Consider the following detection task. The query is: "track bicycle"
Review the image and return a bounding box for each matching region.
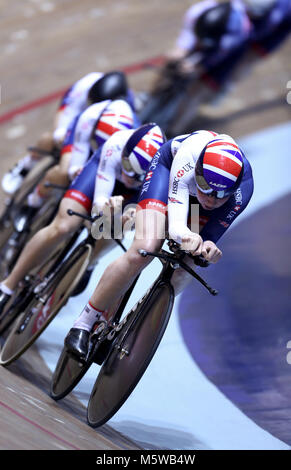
[0,209,126,366]
[50,239,218,428]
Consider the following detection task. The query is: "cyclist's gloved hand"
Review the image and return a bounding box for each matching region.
[107,195,124,212]
[181,232,203,256]
[201,240,222,264]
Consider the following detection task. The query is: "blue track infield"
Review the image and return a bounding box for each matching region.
[179,192,291,446]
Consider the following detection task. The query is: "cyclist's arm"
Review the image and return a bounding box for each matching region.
[167,153,194,244]
[93,130,134,213]
[68,102,109,179]
[168,131,218,243]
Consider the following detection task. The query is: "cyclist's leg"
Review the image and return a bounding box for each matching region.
[2,150,99,293]
[64,208,166,358]
[27,152,71,206]
[65,149,170,357]
[91,208,166,312]
[1,198,86,292]
[171,255,198,296]
[85,152,171,319]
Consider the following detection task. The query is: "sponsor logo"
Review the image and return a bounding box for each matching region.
[209,181,227,188]
[177,163,194,178]
[235,188,242,204]
[183,162,194,172]
[234,205,241,212]
[147,200,166,210]
[172,177,179,195]
[226,211,236,220]
[140,179,151,196]
[148,153,160,172]
[145,171,153,181]
[70,190,86,202]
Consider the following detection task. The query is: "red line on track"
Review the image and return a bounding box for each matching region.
[0,55,165,126]
[0,399,80,450]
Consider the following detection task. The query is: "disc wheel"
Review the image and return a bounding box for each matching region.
[87,282,174,428]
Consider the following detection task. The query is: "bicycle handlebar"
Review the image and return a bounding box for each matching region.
[66,209,127,252]
[139,244,218,296]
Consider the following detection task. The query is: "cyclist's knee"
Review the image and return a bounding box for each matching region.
[49,214,76,239]
[126,238,162,269]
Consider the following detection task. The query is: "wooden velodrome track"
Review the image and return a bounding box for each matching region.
[0,0,290,449]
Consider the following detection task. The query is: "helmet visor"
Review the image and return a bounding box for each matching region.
[195,158,233,199]
[121,156,144,183]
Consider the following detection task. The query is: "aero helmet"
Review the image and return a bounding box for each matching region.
[195,134,244,198]
[121,123,166,182]
[195,3,231,49]
[94,100,134,148]
[88,71,128,104]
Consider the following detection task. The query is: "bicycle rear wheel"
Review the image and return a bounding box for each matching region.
[87,281,174,428]
[0,243,91,366]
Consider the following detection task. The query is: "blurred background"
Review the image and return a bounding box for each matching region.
[0,0,290,450]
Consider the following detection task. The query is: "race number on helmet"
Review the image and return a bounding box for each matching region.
[195,134,244,198]
[122,123,166,181]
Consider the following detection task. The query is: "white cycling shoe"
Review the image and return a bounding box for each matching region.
[1,155,34,195]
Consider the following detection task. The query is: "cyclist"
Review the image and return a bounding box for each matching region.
[0,123,166,317]
[64,130,254,360]
[25,96,137,214]
[168,0,251,72]
[141,1,252,134]
[1,71,136,197]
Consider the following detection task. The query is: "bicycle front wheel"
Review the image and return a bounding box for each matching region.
[50,346,94,400]
[0,243,91,366]
[87,281,174,428]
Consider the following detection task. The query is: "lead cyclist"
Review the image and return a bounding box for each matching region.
[65,129,254,360]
